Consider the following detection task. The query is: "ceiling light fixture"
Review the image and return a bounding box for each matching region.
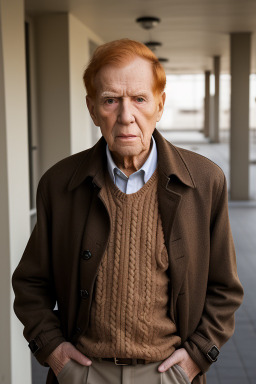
[144,41,162,51]
[136,16,161,30]
[158,57,169,63]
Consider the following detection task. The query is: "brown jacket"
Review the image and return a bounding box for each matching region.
[12,129,243,384]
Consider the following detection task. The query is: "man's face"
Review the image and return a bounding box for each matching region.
[86,56,165,161]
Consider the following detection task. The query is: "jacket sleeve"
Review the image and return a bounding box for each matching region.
[12,178,66,365]
[183,173,244,373]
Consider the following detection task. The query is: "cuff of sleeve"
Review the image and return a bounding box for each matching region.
[28,328,66,366]
[183,340,212,374]
[36,335,66,366]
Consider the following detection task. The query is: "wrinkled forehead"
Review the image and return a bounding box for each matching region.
[94,56,155,96]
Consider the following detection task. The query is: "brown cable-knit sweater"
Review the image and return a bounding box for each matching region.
[77,170,181,361]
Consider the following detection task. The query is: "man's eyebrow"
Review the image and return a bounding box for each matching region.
[100,91,119,98]
[100,90,150,98]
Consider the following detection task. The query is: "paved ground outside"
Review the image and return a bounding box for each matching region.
[31,130,256,384]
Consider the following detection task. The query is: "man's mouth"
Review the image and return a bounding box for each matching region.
[117,134,137,139]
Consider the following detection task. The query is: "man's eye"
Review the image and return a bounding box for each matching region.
[106,98,115,104]
[136,97,144,103]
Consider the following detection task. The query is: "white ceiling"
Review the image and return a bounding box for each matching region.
[25,0,256,73]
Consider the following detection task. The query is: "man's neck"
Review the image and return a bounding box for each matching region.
[111,142,153,178]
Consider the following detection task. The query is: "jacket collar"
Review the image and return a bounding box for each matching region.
[153,129,196,189]
[68,129,196,191]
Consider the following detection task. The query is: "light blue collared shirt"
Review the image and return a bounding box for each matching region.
[106,136,158,194]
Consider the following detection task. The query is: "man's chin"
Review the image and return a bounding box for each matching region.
[115,150,141,159]
[111,144,141,157]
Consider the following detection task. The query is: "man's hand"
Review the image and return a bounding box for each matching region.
[158,348,200,382]
[45,342,92,377]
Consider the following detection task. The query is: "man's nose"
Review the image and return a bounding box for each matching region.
[117,99,135,125]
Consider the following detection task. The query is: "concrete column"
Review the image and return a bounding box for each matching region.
[68,14,103,153]
[204,70,211,137]
[230,33,251,200]
[35,14,71,174]
[35,14,103,175]
[0,0,32,383]
[211,56,220,143]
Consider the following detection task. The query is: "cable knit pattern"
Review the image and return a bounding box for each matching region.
[78,169,181,362]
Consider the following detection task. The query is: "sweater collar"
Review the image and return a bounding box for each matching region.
[68,129,196,191]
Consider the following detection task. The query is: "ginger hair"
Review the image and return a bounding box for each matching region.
[83,39,166,98]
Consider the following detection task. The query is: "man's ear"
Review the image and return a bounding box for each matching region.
[156,92,166,122]
[86,96,100,126]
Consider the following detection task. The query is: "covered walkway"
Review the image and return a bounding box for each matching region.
[1,1,256,382]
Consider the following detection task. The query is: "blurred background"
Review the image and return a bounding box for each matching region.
[1,0,256,383]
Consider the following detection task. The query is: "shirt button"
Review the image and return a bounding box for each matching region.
[80,289,89,299]
[80,250,92,260]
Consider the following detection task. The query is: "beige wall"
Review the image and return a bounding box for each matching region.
[0,0,32,383]
[35,14,71,175]
[69,13,103,154]
[34,13,103,176]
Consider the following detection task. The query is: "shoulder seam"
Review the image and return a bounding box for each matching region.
[176,145,225,175]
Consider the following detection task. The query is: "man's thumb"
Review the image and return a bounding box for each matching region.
[68,346,92,366]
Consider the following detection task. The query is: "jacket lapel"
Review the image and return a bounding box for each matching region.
[157,168,186,321]
[153,130,196,320]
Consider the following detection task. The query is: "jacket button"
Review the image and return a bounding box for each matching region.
[80,250,92,260]
[80,289,89,299]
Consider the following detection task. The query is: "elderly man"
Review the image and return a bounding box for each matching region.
[12,39,243,384]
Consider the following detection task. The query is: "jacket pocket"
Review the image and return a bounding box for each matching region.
[171,238,184,260]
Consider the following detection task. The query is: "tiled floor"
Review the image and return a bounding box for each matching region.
[31,130,256,384]
[206,206,256,384]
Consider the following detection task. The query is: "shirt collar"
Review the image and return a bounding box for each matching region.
[106,136,158,183]
[68,129,196,192]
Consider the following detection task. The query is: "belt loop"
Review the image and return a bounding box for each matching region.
[132,358,137,366]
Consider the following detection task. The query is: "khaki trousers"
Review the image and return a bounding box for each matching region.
[57,358,191,384]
